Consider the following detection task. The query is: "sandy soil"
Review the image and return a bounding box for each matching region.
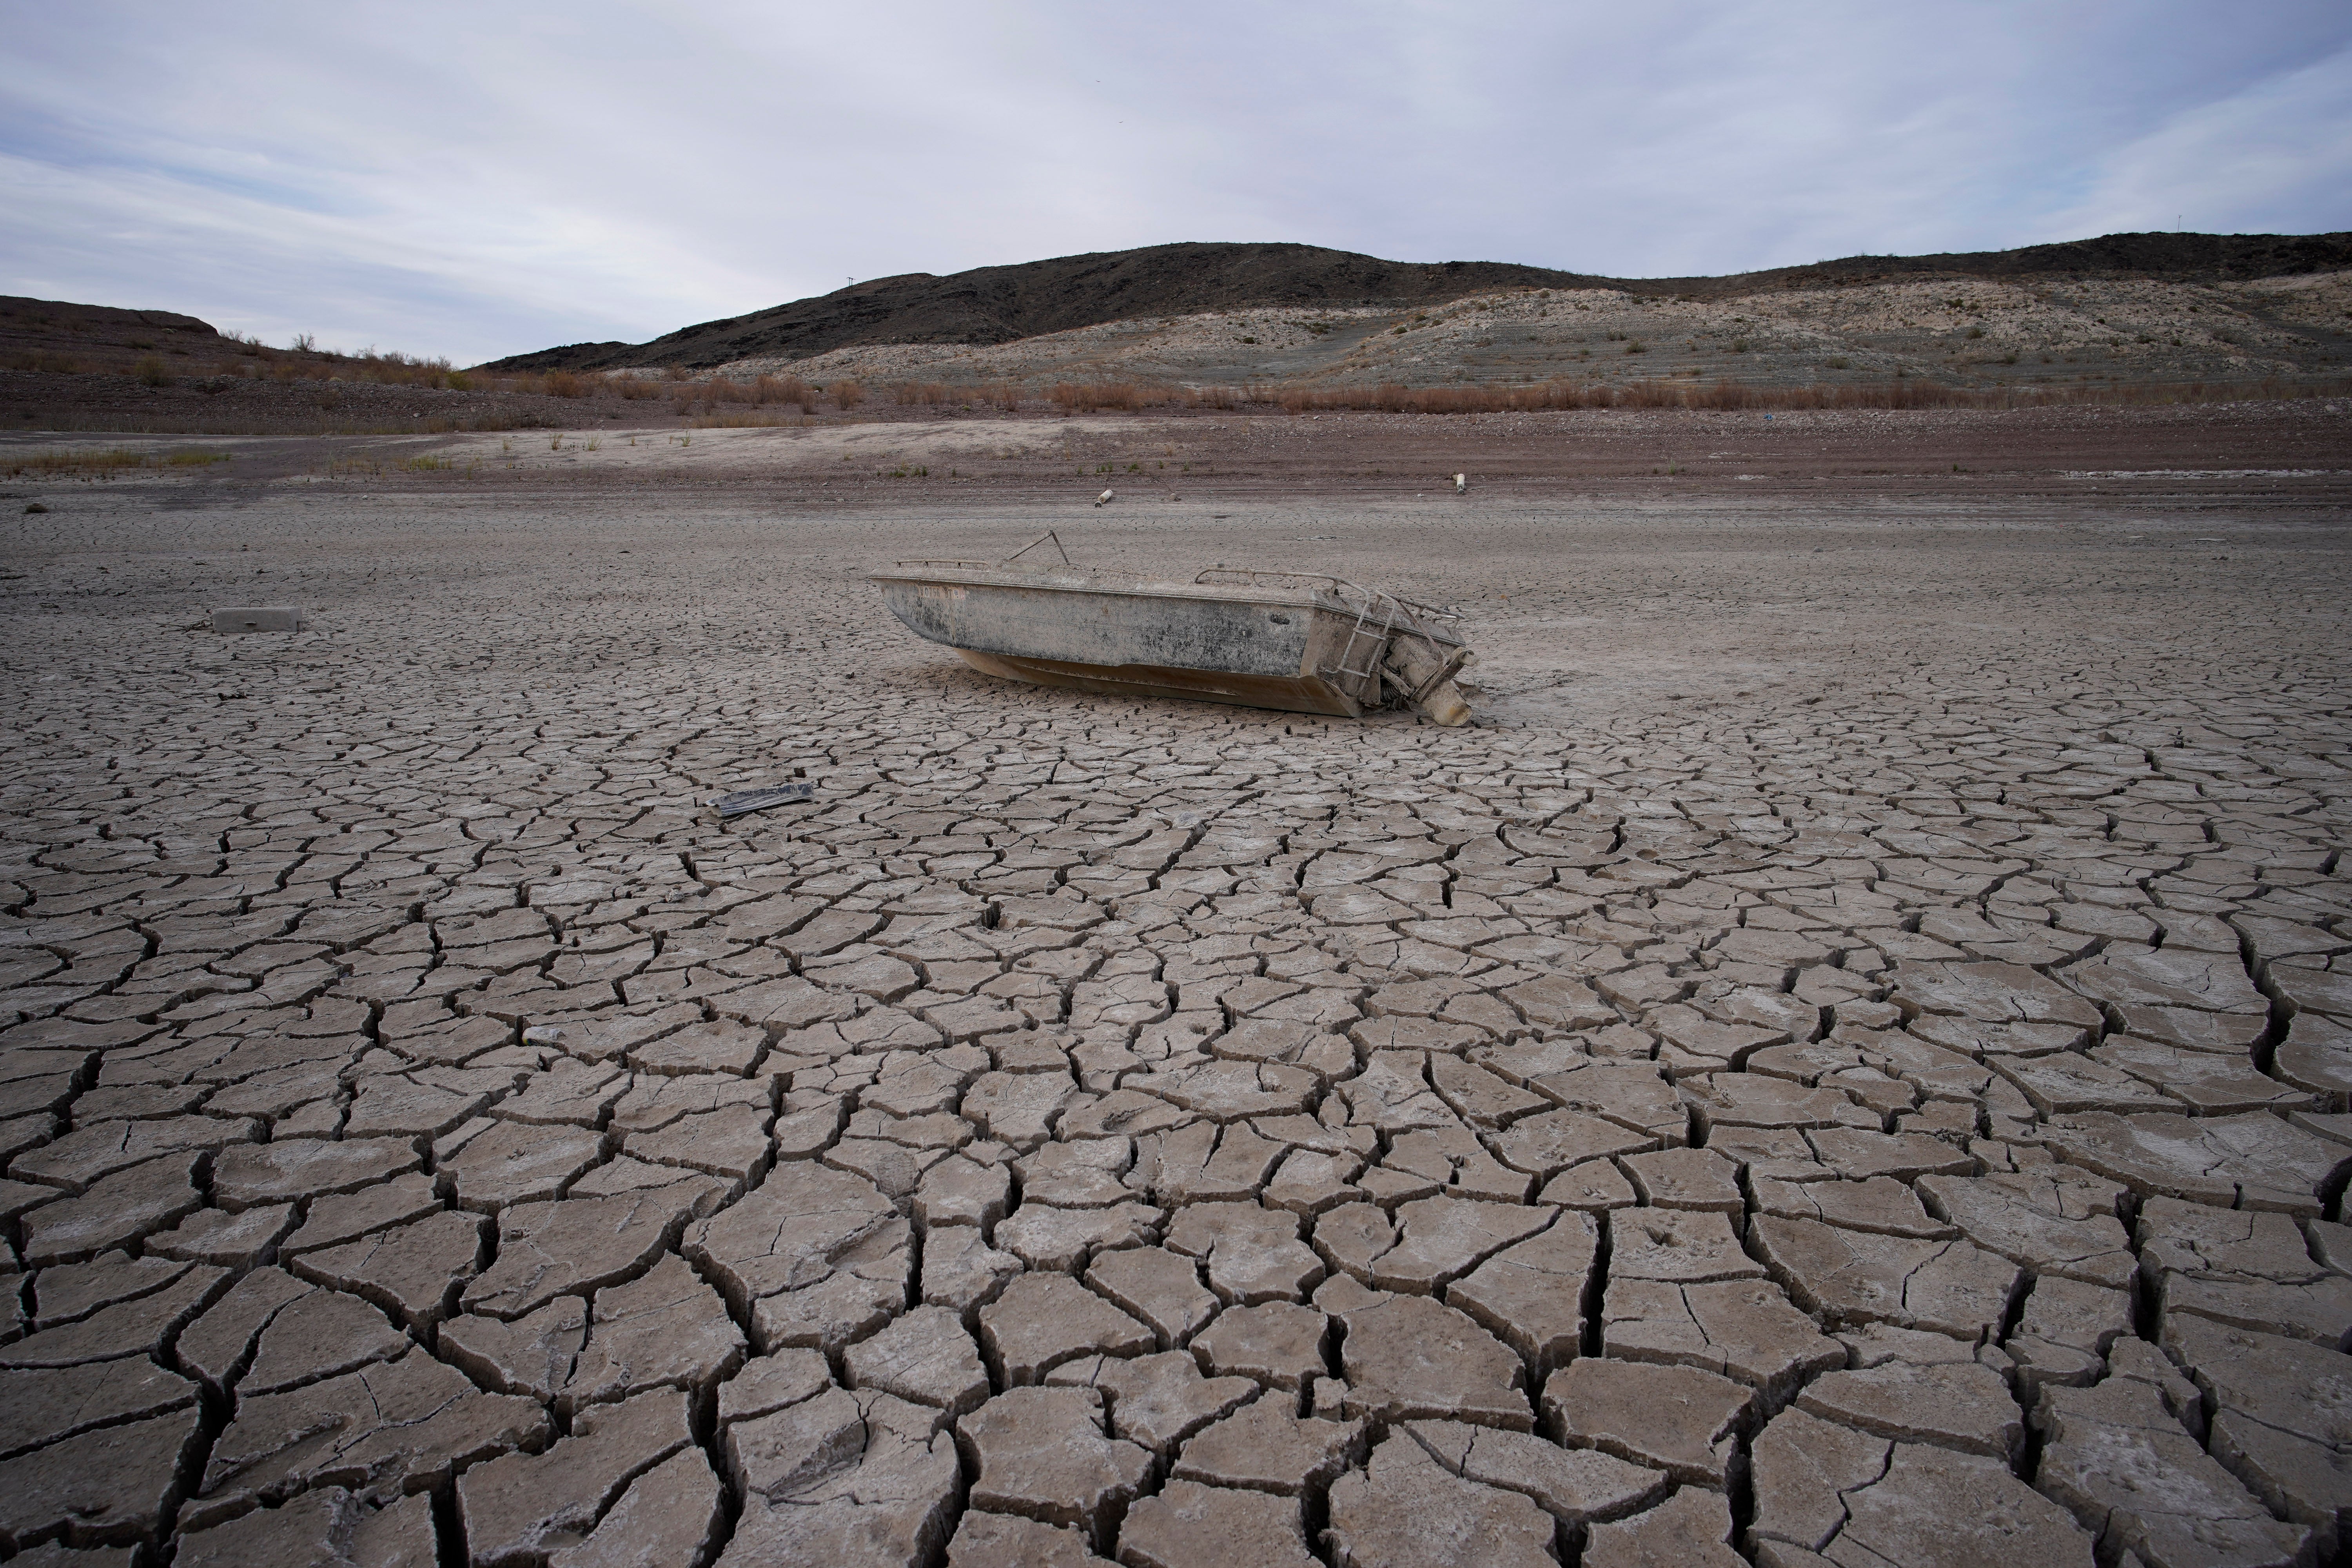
[13,398,2344,513]
[0,404,2347,1565]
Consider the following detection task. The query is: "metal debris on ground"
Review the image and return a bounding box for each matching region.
[212,606,304,633]
[708,784,815,817]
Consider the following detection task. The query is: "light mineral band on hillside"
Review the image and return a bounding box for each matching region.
[1,395,2348,1568]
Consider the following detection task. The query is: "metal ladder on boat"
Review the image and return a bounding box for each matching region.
[1192,568,1459,707]
[1327,589,1414,700]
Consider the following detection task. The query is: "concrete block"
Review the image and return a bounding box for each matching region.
[213,606,304,633]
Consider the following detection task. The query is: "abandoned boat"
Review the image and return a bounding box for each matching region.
[870,532,1476,724]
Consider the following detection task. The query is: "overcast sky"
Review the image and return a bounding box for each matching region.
[4,1,2348,366]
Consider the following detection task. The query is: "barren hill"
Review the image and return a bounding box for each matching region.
[0,295,233,374]
[486,232,2352,373]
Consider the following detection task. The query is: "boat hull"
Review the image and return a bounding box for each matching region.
[877,573,1383,715]
[954,649,1366,717]
[870,561,1473,722]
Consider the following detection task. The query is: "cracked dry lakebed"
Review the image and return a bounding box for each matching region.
[2,419,2350,1568]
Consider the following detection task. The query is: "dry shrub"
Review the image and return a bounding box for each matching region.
[753,374,813,409]
[891,381,957,406]
[978,381,1024,410]
[671,377,742,412]
[543,370,587,398]
[832,380,866,409]
[5,447,147,477]
[662,374,815,414]
[1250,376,2352,415]
[1047,382,1179,412]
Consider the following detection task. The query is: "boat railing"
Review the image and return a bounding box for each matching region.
[894,530,1075,571]
[1004,530,1074,564]
[1193,568,1463,624]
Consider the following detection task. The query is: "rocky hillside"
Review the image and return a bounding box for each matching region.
[1,295,234,375]
[724,266,2352,395]
[487,233,2352,374]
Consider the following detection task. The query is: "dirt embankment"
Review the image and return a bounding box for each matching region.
[6,399,2346,520]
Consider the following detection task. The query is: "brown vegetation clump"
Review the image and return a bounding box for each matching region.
[1261,375,2352,415]
[840,374,2352,418]
[1048,381,1166,412]
[753,374,814,410]
[889,379,1036,409]
[5,446,229,478]
[8,350,83,374]
[664,374,822,414]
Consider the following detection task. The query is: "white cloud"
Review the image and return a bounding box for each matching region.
[2,0,2345,364]
[2043,42,2352,238]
